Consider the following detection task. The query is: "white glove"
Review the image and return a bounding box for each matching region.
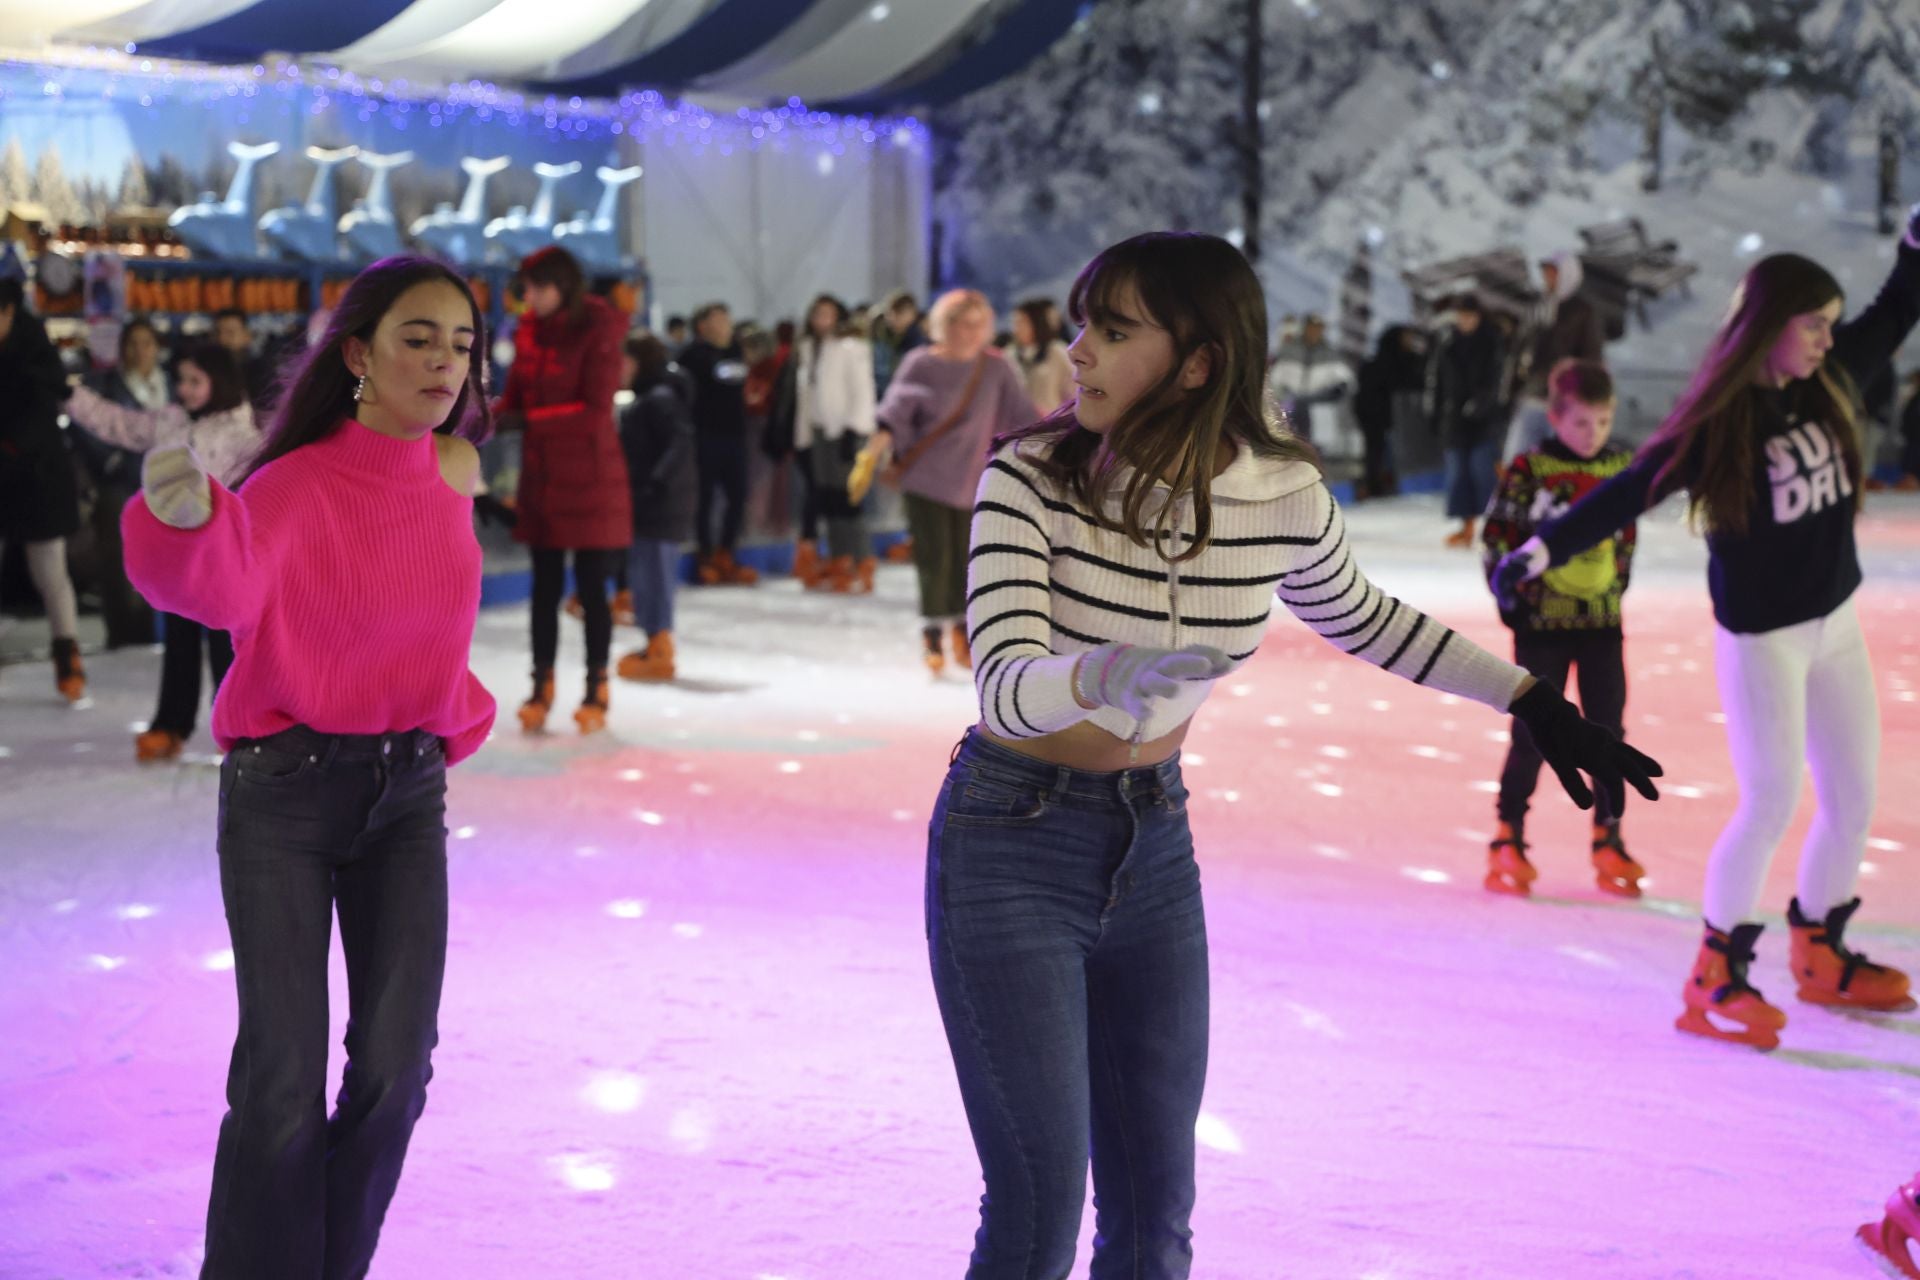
[142,444,212,530]
[1075,642,1235,719]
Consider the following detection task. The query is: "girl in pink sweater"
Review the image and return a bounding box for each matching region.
[64,340,261,761]
[122,256,496,1280]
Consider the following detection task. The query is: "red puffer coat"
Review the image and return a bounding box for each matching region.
[500,294,632,550]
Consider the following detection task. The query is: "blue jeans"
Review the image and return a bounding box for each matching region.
[627,537,680,636]
[927,729,1208,1280]
[203,725,448,1280]
[1444,438,1499,519]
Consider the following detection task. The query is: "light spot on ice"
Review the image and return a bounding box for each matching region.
[1319,745,1349,759]
[606,899,647,919]
[632,810,664,826]
[549,1152,616,1192]
[1468,780,1499,793]
[115,903,157,920]
[1869,837,1904,852]
[778,761,803,774]
[1311,781,1342,797]
[1194,1111,1243,1153]
[891,809,914,821]
[1738,232,1764,254]
[1309,702,1333,716]
[581,1072,646,1113]
[202,949,234,971]
[1402,867,1451,885]
[669,1108,712,1151]
[1264,714,1288,727]
[618,768,644,782]
[52,899,78,913]
[453,826,477,840]
[86,954,127,971]
[1184,754,1207,766]
[671,923,703,939]
[1557,945,1620,970]
[689,782,713,796]
[1284,1001,1345,1040]
[1312,844,1350,861]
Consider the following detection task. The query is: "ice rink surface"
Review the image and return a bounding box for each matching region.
[3,490,1918,1280]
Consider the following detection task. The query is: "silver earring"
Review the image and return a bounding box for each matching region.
[353,374,367,402]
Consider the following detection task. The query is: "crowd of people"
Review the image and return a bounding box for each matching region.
[3,219,1920,1278]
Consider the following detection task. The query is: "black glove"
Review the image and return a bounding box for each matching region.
[474,493,518,529]
[1510,679,1663,813]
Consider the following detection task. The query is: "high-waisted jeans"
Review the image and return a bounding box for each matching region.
[927,728,1208,1280]
[202,724,449,1280]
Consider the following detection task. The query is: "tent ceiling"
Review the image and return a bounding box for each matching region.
[6,0,1091,110]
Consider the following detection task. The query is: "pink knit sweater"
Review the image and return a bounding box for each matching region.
[122,418,498,764]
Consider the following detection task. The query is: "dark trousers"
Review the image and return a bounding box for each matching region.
[904,492,970,621]
[1499,630,1628,825]
[530,548,620,677]
[1360,427,1397,498]
[153,611,234,740]
[203,725,448,1280]
[794,446,824,544]
[94,477,154,647]
[626,537,680,636]
[809,434,869,560]
[695,435,749,556]
[928,729,1208,1280]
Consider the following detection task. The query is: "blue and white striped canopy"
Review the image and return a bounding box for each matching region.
[8,0,1090,108]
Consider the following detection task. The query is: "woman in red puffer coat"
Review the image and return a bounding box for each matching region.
[497,245,631,734]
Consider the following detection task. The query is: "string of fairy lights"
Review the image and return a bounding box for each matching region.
[0,48,930,156]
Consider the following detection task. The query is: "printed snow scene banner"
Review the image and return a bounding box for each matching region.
[0,57,935,317]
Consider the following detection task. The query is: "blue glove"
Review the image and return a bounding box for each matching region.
[1492,536,1549,612]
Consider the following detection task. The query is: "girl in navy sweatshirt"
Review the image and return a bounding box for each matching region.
[1498,212,1920,1050]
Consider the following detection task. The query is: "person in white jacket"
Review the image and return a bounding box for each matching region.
[793,294,879,592]
[1266,313,1354,450]
[63,341,263,760]
[1011,298,1076,415]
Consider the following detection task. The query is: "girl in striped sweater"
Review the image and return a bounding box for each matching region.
[931,232,1661,1280]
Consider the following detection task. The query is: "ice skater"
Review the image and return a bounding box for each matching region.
[933,231,1660,1279]
[63,342,262,761]
[121,256,497,1279]
[1479,358,1644,896]
[1496,210,1920,1051]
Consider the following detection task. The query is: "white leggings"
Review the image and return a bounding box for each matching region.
[1703,598,1879,929]
[22,538,80,642]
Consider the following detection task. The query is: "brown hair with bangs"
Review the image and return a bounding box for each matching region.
[993,231,1318,562]
[1643,252,1860,536]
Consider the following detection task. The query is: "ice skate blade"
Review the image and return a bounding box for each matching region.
[1857,1220,1920,1280]
[1483,871,1531,897]
[1594,875,1643,899]
[517,707,550,733]
[1797,988,1918,1014]
[1674,1007,1780,1050]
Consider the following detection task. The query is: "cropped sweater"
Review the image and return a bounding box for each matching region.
[968,438,1528,744]
[121,419,497,763]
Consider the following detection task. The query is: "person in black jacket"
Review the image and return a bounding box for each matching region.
[1424,294,1507,546]
[1496,214,1920,1050]
[77,317,165,648]
[615,333,697,682]
[0,278,85,701]
[1352,324,1427,499]
[680,302,758,585]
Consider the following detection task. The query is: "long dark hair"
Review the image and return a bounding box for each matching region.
[995,232,1320,562]
[517,245,587,324]
[176,340,247,419]
[1644,253,1861,536]
[1015,299,1056,359]
[246,256,490,481]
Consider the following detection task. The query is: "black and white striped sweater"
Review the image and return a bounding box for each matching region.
[968,438,1527,743]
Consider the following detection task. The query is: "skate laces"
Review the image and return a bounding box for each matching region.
[1789,901,1881,990]
[1707,924,1767,1000]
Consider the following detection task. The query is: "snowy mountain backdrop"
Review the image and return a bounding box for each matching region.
[934,0,1920,432]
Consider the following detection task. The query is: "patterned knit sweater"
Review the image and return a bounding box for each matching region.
[968,437,1530,744]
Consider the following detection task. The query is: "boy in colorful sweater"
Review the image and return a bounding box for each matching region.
[1481,359,1644,897]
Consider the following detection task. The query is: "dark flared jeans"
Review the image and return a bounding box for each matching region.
[202,725,449,1280]
[927,728,1209,1280]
